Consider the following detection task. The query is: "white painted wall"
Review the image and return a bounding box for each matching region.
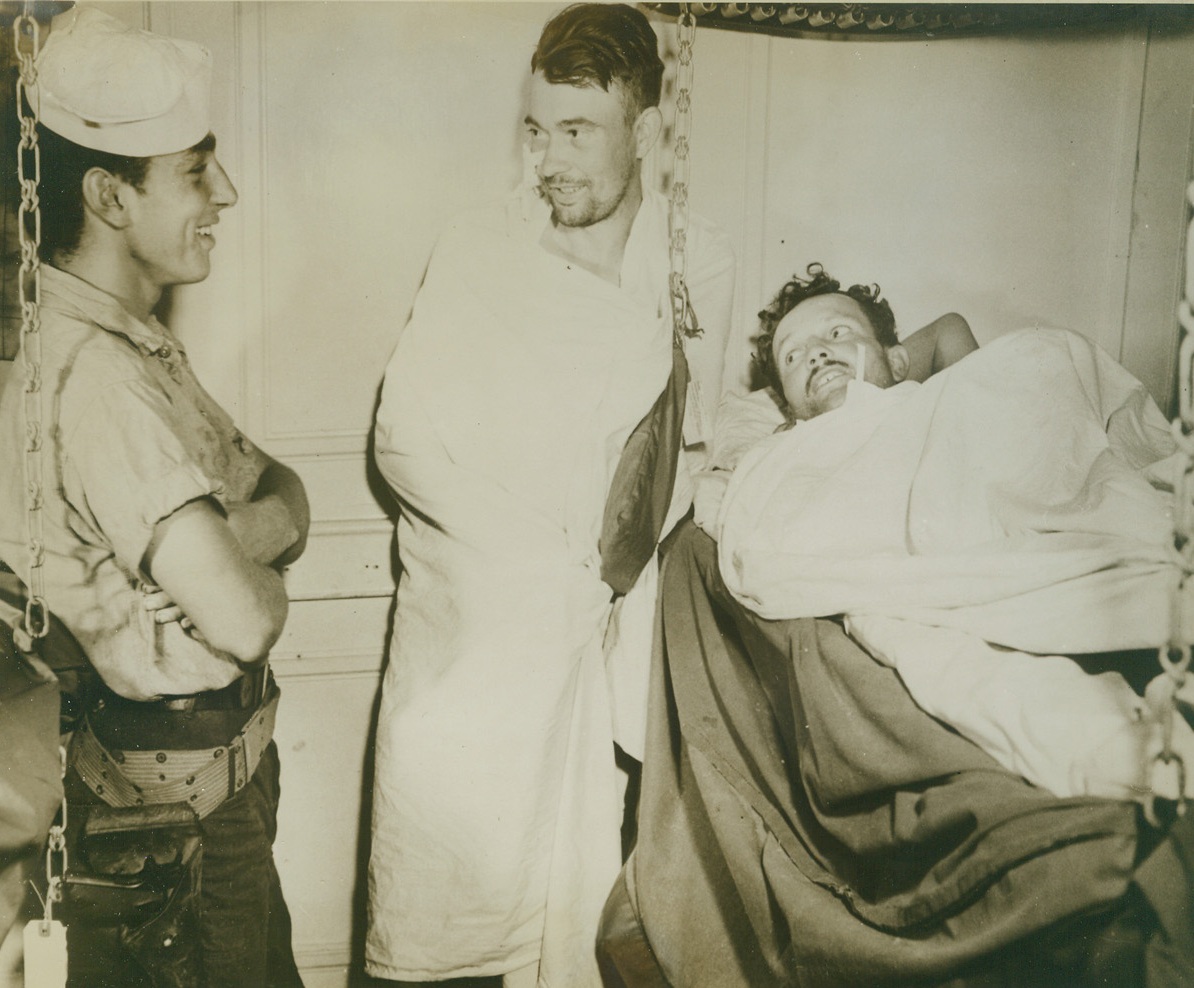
[4,4,1192,985]
[678,14,1194,403]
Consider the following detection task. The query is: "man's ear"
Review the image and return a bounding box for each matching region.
[633,105,663,159]
[887,343,911,383]
[80,167,133,229]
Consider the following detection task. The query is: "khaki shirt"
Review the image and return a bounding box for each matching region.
[0,266,265,700]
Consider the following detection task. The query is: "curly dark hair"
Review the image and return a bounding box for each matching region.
[753,263,898,395]
[531,3,664,120]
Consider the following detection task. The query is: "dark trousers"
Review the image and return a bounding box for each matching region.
[64,741,304,988]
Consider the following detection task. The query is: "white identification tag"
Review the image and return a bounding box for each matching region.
[683,379,709,448]
[23,919,67,988]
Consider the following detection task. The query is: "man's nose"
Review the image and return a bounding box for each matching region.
[538,135,569,177]
[210,158,239,208]
[807,344,831,368]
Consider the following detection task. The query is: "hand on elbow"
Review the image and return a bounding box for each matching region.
[142,583,285,663]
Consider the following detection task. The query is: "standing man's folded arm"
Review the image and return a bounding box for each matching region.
[143,498,290,665]
[225,456,311,569]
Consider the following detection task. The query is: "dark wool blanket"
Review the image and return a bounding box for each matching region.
[598,523,1194,988]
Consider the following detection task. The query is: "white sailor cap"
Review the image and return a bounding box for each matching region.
[31,5,212,157]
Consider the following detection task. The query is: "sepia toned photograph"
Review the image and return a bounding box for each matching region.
[1,2,1193,986]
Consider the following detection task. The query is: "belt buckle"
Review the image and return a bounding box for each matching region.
[227,735,248,798]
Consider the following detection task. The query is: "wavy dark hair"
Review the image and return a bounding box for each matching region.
[35,125,152,262]
[532,3,664,120]
[35,127,219,263]
[753,263,898,395]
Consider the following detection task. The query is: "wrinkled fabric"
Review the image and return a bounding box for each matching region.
[692,387,785,536]
[367,184,735,985]
[719,327,1179,653]
[599,525,1187,988]
[600,343,690,596]
[717,327,1193,802]
[0,266,267,701]
[0,266,301,981]
[846,612,1194,800]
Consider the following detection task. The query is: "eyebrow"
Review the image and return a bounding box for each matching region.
[523,114,597,130]
[174,153,205,176]
[776,320,862,355]
[776,339,802,364]
[773,331,801,360]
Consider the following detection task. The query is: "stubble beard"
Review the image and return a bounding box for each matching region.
[542,162,636,229]
[548,184,621,229]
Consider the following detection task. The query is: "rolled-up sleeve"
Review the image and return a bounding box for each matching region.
[64,378,224,574]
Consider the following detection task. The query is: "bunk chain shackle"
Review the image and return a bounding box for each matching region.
[13,2,48,647]
[669,2,700,345]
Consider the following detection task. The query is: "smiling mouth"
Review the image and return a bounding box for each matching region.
[807,362,850,395]
[197,225,216,245]
[545,182,586,199]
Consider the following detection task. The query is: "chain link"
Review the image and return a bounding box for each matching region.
[40,745,68,926]
[13,4,48,643]
[16,12,66,927]
[668,3,700,345]
[1147,180,1194,820]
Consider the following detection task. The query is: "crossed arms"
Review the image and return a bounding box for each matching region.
[142,456,310,666]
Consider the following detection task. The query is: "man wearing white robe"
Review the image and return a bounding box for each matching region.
[366,6,740,986]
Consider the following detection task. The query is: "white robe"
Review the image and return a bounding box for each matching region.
[367,184,734,985]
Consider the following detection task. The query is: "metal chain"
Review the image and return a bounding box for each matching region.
[13,3,48,646]
[1147,179,1194,821]
[15,12,67,932]
[668,3,700,344]
[41,745,68,926]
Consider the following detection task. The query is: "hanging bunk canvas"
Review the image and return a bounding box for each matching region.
[600,6,1194,987]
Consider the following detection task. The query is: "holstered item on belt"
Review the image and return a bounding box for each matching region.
[0,570,95,733]
[62,802,202,988]
[71,680,279,820]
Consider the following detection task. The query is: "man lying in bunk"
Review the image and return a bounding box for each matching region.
[713,263,1194,802]
[692,266,977,533]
